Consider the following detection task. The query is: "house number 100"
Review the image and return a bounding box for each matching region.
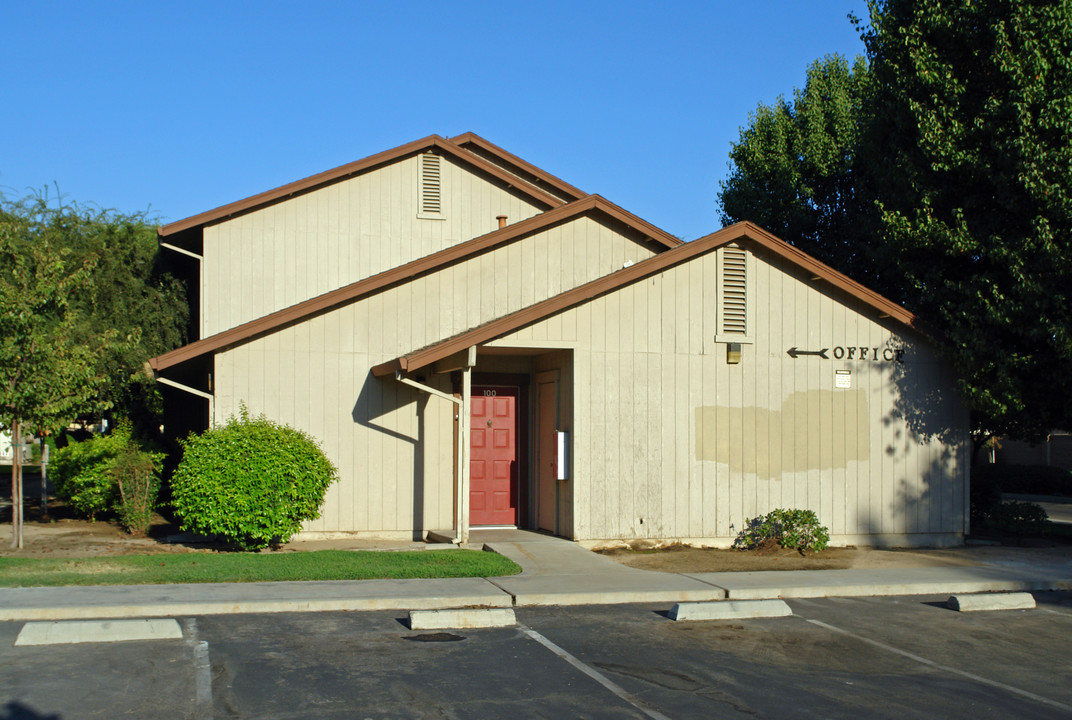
[483,390,497,396]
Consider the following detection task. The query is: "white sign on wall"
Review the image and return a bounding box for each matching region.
[835,370,852,388]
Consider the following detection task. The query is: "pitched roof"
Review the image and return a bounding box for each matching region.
[158,133,573,237]
[451,133,587,203]
[149,194,681,372]
[371,221,921,377]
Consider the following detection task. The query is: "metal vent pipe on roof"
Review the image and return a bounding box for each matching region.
[496,215,507,229]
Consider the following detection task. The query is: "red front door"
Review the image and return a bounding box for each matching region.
[470,386,518,526]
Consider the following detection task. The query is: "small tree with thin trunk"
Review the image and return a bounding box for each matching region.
[0,199,117,548]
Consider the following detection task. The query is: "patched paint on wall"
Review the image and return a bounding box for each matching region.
[695,388,870,476]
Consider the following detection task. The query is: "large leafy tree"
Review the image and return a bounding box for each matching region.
[1,193,188,547]
[719,55,884,289]
[719,1,1072,449]
[862,0,1072,446]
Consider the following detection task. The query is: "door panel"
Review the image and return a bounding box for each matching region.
[470,386,518,526]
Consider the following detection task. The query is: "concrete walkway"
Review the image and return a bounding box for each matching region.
[0,530,1069,621]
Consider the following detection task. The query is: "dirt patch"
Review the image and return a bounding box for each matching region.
[598,544,862,572]
[0,513,208,558]
[597,539,1072,572]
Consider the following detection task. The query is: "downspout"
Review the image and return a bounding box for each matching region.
[395,349,475,544]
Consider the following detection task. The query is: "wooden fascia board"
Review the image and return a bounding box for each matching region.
[373,223,923,376]
[722,222,921,331]
[588,195,682,249]
[158,135,565,237]
[372,224,741,377]
[149,195,635,371]
[451,132,587,202]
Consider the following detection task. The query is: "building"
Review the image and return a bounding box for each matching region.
[150,133,970,547]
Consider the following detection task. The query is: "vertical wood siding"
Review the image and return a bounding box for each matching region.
[495,246,969,544]
[202,154,547,337]
[212,213,659,534]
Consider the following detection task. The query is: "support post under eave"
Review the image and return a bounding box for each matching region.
[154,376,215,428]
[393,344,476,545]
[459,353,474,545]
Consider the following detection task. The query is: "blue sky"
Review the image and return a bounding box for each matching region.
[1,1,868,242]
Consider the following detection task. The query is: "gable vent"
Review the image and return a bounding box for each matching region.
[418,152,443,217]
[720,247,748,335]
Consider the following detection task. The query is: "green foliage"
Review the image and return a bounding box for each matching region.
[720,2,1072,444]
[734,509,830,553]
[0,550,521,588]
[0,202,111,438]
[0,191,187,433]
[112,447,162,536]
[719,55,884,290]
[52,433,127,520]
[170,410,339,551]
[985,500,1049,537]
[860,0,1072,443]
[51,426,164,528]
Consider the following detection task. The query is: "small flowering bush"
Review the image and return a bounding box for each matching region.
[734,508,830,553]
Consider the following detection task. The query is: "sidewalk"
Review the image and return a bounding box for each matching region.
[2,530,1070,621]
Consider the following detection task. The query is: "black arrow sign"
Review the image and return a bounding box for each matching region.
[787,347,829,359]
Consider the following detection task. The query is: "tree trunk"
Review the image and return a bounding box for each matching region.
[10,419,22,550]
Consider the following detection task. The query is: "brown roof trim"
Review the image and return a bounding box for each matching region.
[158,135,568,237]
[149,195,679,372]
[372,222,920,377]
[451,132,587,203]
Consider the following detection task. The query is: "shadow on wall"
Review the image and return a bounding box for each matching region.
[885,339,965,447]
[352,372,428,540]
[868,338,967,539]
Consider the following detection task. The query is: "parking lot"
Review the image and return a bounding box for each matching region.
[3,592,1071,719]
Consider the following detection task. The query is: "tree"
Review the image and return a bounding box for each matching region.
[861,0,1072,448]
[21,193,189,425]
[719,55,884,290]
[0,193,188,548]
[719,1,1072,450]
[0,203,112,548]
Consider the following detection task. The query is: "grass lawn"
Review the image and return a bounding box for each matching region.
[0,549,521,588]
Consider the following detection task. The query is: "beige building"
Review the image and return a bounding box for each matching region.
[151,133,970,547]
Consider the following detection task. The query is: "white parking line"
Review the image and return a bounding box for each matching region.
[521,626,673,720]
[799,616,1072,714]
[182,619,214,720]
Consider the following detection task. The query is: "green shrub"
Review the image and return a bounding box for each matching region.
[51,425,164,530]
[985,501,1049,537]
[170,409,338,551]
[734,508,830,553]
[52,432,128,520]
[112,447,161,536]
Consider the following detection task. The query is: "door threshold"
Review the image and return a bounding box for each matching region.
[471,525,518,531]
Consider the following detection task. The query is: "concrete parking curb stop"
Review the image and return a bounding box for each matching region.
[668,599,792,621]
[14,618,183,646]
[947,592,1037,612]
[409,608,517,630]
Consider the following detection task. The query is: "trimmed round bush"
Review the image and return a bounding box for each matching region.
[171,409,338,550]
